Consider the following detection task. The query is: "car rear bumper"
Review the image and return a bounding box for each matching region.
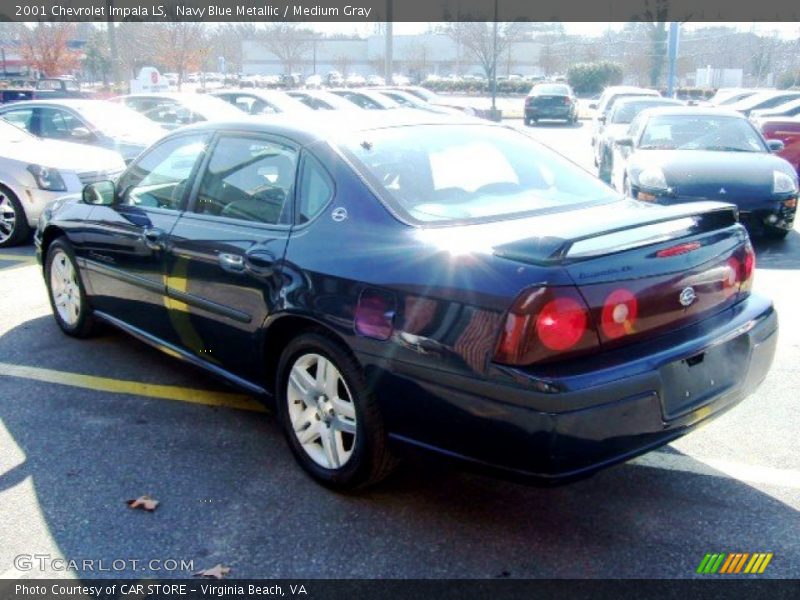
[525,106,574,119]
[370,294,777,483]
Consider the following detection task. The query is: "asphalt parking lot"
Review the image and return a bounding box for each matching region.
[1,123,798,580]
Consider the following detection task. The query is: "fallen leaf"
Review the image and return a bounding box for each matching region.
[126,494,160,512]
[194,564,231,579]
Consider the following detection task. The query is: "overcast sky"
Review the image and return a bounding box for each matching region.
[310,21,800,38]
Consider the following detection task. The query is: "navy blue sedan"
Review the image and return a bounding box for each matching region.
[35,112,777,490]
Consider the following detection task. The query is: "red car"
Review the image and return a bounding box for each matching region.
[758,117,800,176]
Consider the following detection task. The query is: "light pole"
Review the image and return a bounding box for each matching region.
[384,0,393,85]
[667,22,680,97]
[491,0,498,114]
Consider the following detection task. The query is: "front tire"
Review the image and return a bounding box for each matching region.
[276,332,397,490]
[45,238,96,337]
[763,226,790,240]
[598,148,612,183]
[0,185,31,248]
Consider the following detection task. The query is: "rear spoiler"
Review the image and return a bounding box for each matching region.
[495,202,739,265]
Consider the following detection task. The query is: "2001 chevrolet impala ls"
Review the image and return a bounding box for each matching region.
[35,112,777,490]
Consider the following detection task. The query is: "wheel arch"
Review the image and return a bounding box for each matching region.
[40,225,67,269]
[261,313,357,397]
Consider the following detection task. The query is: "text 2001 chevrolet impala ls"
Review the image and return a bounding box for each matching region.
[35,112,777,490]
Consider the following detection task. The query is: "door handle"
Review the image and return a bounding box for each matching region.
[218,252,245,273]
[142,227,166,250]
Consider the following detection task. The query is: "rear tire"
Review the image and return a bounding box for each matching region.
[276,331,398,491]
[0,185,31,248]
[45,238,97,338]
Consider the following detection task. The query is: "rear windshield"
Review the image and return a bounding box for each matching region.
[532,84,570,96]
[340,124,616,224]
[611,100,680,123]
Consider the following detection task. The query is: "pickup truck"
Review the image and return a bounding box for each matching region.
[0,78,89,104]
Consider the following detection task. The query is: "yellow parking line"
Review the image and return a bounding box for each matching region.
[0,253,36,265]
[0,253,36,262]
[0,362,265,413]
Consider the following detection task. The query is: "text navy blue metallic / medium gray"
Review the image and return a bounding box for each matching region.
[35,111,777,490]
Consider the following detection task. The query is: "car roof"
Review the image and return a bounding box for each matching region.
[171,109,492,147]
[612,96,683,107]
[730,89,800,107]
[0,98,113,109]
[637,106,746,119]
[602,86,659,96]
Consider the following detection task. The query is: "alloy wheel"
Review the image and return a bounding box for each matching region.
[49,249,81,326]
[0,193,17,244]
[286,353,357,470]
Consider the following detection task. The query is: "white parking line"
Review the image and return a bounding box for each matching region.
[630,452,800,490]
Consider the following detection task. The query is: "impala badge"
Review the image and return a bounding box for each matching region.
[719,187,727,194]
[679,286,696,307]
[331,207,348,222]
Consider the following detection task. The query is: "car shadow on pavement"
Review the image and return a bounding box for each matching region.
[752,229,800,270]
[0,315,796,579]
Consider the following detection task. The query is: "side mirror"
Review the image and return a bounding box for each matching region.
[615,137,634,147]
[82,180,116,205]
[766,139,785,153]
[589,102,598,110]
[598,115,607,124]
[71,126,93,141]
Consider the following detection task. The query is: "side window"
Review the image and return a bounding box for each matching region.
[38,108,85,140]
[1,108,34,132]
[297,155,333,224]
[118,134,208,210]
[627,114,645,142]
[195,135,297,225]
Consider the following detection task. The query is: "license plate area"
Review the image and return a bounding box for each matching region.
[659,335,750,420]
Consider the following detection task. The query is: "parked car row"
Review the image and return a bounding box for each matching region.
[587,86,798,240]
[0,86,475,247]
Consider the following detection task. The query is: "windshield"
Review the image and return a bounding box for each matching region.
[341,125,616,224]
[611,100,680,124]
[73,101,165,139]
[639,115,767,152]
[532,84,570,95]
[0,119,34,142]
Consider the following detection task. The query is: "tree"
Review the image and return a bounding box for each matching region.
[82,28,112,84]
[116,22,159,80]
[207,23,258,75]
[20,23,81,77]
[567,61,623,95]
[258,23,314,75]
[628,0,670,87]
[153,22,211,89]
[445,22,525,81]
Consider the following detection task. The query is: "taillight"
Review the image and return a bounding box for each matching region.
[724,243,755,295]
[600,288,639,340]
[741,242,755,292]
[494,287,599,365]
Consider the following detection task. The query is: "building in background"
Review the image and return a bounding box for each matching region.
[242,33,543,80]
